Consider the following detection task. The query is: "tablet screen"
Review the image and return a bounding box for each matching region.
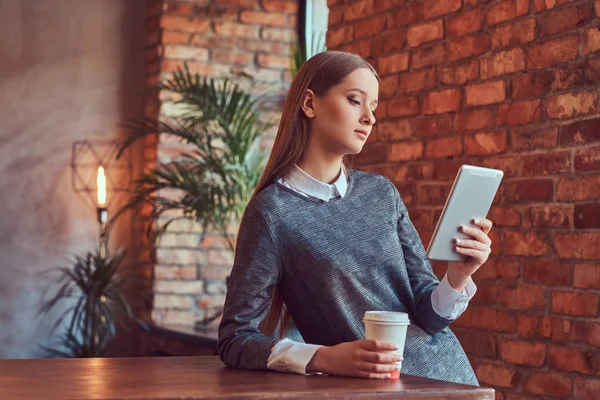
[425,165,503,262]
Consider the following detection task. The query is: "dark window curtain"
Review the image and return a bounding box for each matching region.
[297,0,307,56]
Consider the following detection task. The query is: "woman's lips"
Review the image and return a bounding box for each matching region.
[355,129,368,139]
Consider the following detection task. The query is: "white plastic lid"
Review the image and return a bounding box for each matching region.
[363,311,410,324]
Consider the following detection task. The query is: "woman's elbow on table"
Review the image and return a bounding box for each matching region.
[217,333,239,368]
[217,331,277,370]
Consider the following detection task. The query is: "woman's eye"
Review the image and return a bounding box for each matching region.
[348,97,360,105]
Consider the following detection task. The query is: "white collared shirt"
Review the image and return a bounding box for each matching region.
[278,163,348,201]
[267,164,477,375]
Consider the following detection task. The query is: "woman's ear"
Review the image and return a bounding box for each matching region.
[301,89,316,118]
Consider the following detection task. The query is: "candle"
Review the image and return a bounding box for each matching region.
[97,166,107,207]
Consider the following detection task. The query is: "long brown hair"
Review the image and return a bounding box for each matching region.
[246,51,379,338]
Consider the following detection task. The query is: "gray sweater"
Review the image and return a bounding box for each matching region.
[218,169,478,385]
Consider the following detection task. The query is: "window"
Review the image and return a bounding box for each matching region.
[301,0,328,57]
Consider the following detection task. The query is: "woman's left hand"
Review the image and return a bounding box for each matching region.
[446,218,493,291]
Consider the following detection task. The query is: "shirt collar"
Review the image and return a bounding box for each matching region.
[282,164,348,202]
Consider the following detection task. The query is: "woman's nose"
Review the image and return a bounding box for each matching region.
[362,111,375,126]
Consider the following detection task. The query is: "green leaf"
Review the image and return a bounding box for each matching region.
[38,248,136,358]
[289,31,327,78]
[113,63,270,253]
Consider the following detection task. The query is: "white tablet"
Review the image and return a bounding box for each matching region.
[425,165,503,262]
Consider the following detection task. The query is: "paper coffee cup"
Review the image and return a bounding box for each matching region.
[363,311,410,379]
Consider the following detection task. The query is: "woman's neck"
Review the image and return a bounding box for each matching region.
[296,153,343,184]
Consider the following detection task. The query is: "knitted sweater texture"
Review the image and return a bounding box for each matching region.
[218,169,478,385]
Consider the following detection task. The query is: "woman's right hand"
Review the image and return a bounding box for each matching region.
[306,339,403,379]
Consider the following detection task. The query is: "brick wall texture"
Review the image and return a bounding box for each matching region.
[144,0,600,397]
[330,0,600,399]
[143,0,297,326]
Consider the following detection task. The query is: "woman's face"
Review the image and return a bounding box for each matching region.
[304,68,379,156]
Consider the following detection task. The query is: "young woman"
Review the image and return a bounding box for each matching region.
[217,51,493,385]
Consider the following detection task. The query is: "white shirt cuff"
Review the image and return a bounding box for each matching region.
[267,338,324,375]
[431,273,477,320]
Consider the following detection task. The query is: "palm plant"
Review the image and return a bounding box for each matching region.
[38,248,138,357]
[113,65,272,252]
[110,65,272,330]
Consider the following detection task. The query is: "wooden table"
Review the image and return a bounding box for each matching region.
[0,356,494,399]
[137,323,219,357]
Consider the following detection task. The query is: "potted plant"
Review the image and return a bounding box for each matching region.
[113,65,272,329]
[38,247,140,357]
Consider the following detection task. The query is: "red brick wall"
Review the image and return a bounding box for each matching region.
[331,0,600,398]
[144,0,297,326]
